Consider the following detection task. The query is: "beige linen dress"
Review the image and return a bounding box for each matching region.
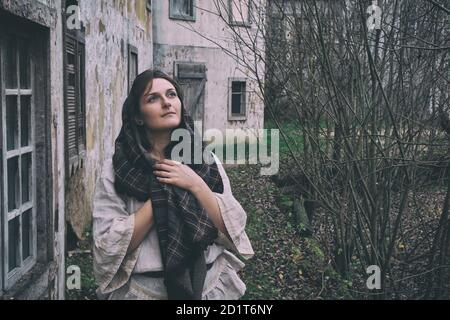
[92,152,254,300]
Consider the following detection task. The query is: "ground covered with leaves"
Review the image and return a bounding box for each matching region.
[231,163,367,300]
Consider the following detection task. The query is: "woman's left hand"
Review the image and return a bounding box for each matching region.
[152,159,205,194]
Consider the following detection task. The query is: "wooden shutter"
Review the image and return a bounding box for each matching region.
[177,63,205,79]
[175,62,207,126]
[64,31,85,177]
[63,0,85,177]
[77,41,85,153]
[65,35,78,162]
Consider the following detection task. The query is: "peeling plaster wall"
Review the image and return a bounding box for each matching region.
[152,0,265,144]
[0,0,152,300]
[65,0,153,240]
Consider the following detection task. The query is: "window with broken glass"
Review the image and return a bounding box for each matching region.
[169,0,196,21]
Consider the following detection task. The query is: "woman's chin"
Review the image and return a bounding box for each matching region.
[157,118,181,130]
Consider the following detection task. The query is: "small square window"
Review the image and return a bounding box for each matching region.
[229,0,252,27]
[170,0,196,21]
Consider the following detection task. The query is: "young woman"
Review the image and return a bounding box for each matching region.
[92,69,254,300]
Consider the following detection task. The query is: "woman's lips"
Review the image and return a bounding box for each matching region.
[163,112,176,117]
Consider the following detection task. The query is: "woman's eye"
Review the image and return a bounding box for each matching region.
[148,96,158,102]
[168,92,177,97]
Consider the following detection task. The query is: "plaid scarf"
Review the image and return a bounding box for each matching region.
[112,96,223,299]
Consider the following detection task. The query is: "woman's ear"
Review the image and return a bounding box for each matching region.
[135,115,144,126]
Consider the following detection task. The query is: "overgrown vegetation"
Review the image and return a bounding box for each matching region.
[203,0,450,299]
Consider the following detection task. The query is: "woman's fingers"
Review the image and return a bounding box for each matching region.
[156,176,170,183]
[159,159,182,166]
[152,163,173,172]
[153,170,172,178]
[152,159,191,188]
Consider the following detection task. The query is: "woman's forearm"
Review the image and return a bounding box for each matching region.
[127,199,153,254]
[191,182,232,241]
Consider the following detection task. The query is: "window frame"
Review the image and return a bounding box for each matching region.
[169,0,196,22]
[0,30,38,292]
[228,0,252,28]
[228,78,248,121]
[128,44,139,94]
[0,8,53,299]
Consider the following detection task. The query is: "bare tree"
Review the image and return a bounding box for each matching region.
[191,0,449,298]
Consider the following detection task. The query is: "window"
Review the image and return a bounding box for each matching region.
[128,44,138,93]
[63,0,86,178]
[229,0,252,27]
[1,33,37,291]
[170,0,196,21]
[0,5,52,297]
[228,78,247,120]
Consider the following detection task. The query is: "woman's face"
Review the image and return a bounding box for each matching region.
[138,78,182,131]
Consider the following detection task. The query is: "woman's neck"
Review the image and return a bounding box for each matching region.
[145,129,171,160]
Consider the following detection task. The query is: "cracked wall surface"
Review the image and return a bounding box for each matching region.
[65,0,153,241]
[0,0,152,299]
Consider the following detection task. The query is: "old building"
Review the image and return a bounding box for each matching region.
[152,0,265,147]
[0,0,265,299]
[0,0,152,299]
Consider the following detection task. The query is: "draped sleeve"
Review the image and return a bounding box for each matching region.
[92,159,141,296]
[211,153,255,260]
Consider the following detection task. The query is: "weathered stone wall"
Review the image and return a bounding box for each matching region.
[65,0,153,241]
[0,0,153,300]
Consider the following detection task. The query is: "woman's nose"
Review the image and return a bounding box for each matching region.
[161,96,172,107]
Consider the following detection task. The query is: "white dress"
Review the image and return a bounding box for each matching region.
[92,153,254,300]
